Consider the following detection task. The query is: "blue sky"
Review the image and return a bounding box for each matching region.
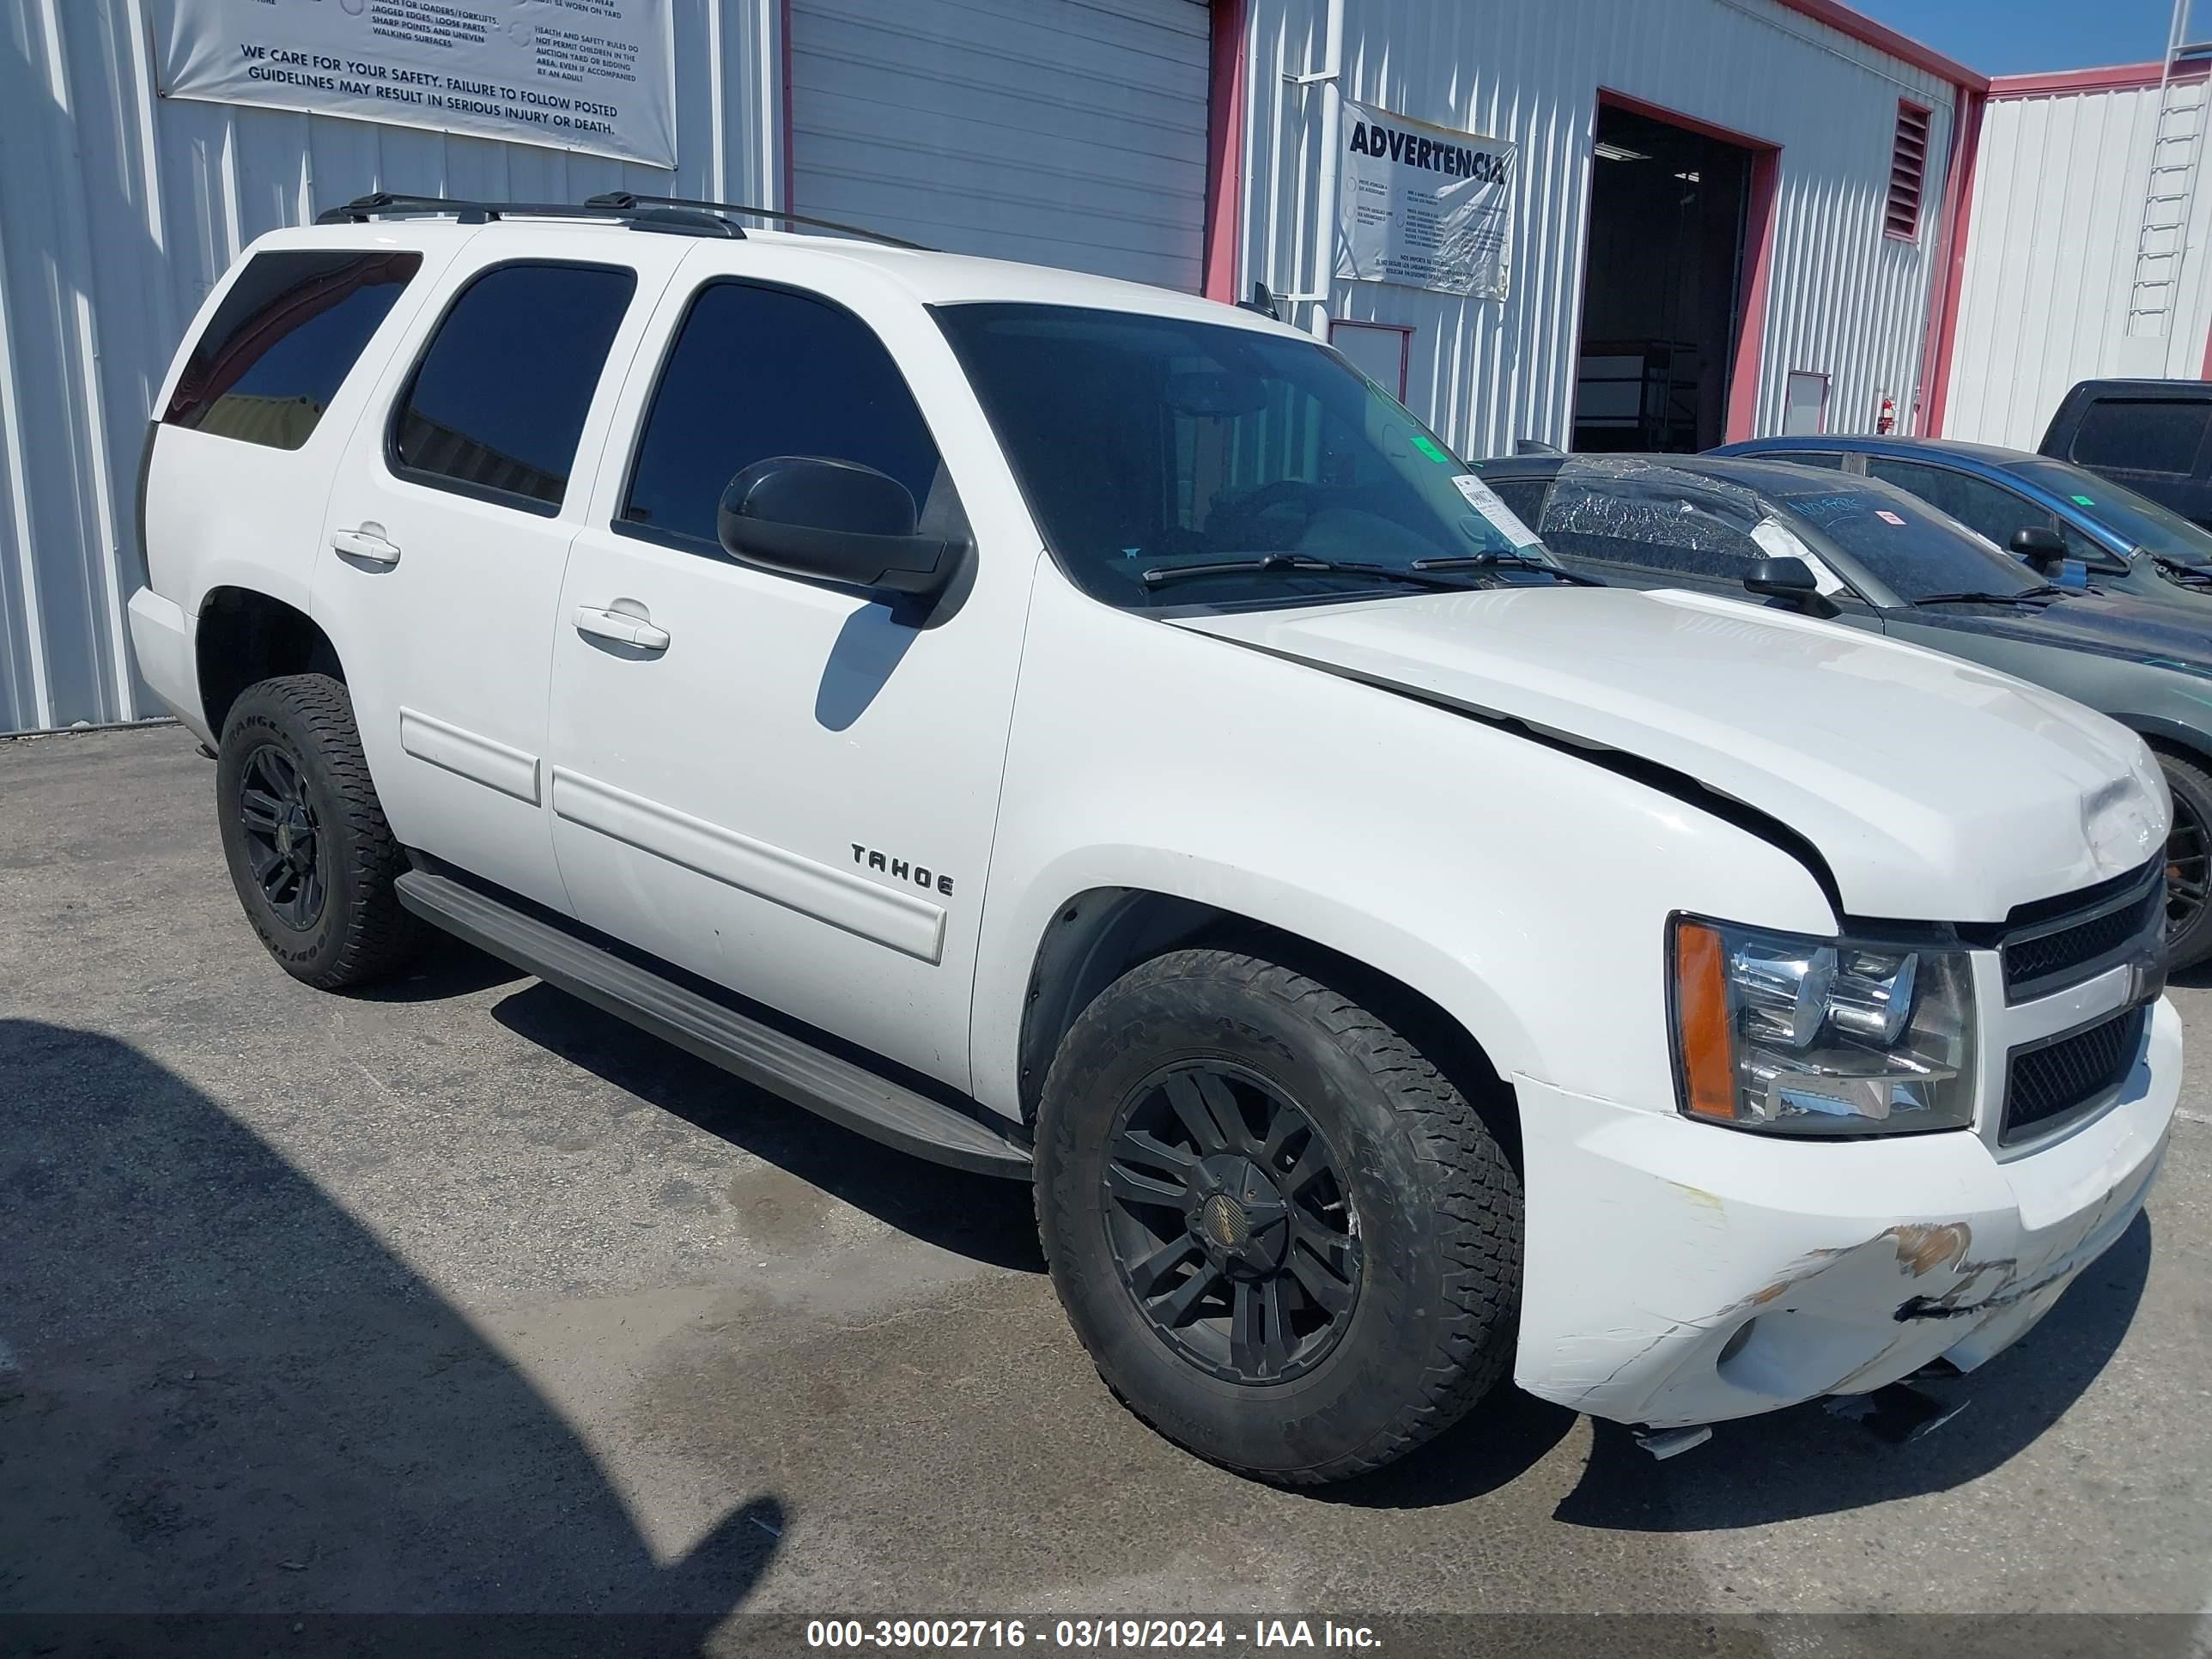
[1848,0,2177,76]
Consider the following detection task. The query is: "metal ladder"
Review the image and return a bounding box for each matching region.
[2126,0,2212,338]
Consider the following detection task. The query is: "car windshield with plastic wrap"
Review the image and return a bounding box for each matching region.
[934,302,1581,609]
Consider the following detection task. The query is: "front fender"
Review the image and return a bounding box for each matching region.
[968,579,1836,1121]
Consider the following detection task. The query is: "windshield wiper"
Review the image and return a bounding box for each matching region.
[1413,552,1602,586]
[1139,553,1476,592]
[1911,587,2063,607]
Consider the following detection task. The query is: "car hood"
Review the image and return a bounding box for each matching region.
[1907,590,2212,663]
[1170,586,2167,923]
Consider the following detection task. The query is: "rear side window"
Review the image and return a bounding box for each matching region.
[623,281,943,550]
[164,248,421,451]
[2070,399,2212,476]
[391,262,637,514]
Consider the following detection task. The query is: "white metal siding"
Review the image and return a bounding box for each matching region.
[1942,81,2212,448]
[0,0,781,735]
[788,0,1211,291]
[1234,0,1959,461]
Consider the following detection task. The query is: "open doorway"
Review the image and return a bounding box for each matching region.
[1572,100,1760,453]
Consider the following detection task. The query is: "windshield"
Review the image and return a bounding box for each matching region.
[1772,481,2045,601]
[2011,458,2212,569]
[933,303,1559,608]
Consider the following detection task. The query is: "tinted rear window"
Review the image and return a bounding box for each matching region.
[164,249,421,450]
[2071,398,2211,475]
[391,262,636,514]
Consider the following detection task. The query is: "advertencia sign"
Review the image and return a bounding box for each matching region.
[1337,100,1515,301]
[154,0,678,170]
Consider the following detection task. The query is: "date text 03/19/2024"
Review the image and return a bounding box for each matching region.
[805,1620,1382,1650]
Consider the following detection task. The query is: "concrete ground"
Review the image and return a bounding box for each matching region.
[2,726,2209,1652]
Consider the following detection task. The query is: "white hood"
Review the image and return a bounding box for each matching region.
[1172,586,2168,923]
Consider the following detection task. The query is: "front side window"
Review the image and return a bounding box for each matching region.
[391,262,637,514]
[165,248,421,451]
[935,303,1561,610]
[623,281,944,550]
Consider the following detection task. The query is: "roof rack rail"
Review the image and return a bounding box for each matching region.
[314,191,743,240]
[583,191,930,251]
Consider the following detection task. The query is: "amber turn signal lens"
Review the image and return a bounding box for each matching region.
[1674,920,1737,1121]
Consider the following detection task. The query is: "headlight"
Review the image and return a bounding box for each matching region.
[1668,915,1976,1135]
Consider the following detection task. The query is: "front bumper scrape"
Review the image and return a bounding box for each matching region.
[1510,997,2178,1431]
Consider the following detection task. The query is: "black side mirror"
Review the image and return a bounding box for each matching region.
[2011,526,2068,571]
[1743,556,1837,617]
[717,457,958,598]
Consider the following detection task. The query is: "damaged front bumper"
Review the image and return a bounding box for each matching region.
[1511,995,2179,1430]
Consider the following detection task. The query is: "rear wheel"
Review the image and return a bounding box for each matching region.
[216,674,422,990]
[1035,948,1521,1485]
[2156,748,2212,971]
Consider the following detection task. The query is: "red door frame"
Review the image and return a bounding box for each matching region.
[1589,90,1783,446]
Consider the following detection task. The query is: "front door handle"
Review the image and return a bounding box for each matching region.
[574,605,671,652]
[331,526,401,565]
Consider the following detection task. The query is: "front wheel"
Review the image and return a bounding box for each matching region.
[2156,748,2212,971]
[1035,948,1522,1485]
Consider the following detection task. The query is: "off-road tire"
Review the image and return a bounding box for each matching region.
[216,673,422,990]
[1036,947,1522,1485]
[2156,746,2212,972]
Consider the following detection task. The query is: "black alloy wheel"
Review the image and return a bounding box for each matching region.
[2166,790,2209,940]
[236,742,326,931]
[1103,1060,1361,1385]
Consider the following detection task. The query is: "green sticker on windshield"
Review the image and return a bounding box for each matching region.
[1412,434,1451,465]
[2071,494,2097,507]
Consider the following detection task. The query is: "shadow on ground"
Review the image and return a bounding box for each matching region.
[489,981,1045,1273]
[0,1018,781,1649]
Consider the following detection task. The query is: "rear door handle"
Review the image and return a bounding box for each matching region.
[574,605,671,652]
[331,526,401,565]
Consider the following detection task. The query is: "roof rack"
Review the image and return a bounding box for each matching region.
[583,191,930,251]
[314,191,743,239]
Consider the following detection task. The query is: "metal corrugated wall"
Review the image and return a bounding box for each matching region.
[1942,82,2212,448]
[1235,0,1958,461]
[0,0,781,735]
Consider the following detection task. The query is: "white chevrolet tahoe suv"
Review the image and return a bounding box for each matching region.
[128,193,2179,1484]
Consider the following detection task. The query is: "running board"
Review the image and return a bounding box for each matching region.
[394,870,1032,1180]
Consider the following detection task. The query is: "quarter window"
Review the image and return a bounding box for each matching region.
[164,249,422,451]
[391,263,637,514]
[623,281,944,551]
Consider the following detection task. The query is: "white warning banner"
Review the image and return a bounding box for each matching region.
[154,0,678,170]
[1337,99,1514,301]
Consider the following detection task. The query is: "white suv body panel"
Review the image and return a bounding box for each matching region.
[308,226,694,915]
[128,216,2182,1434]
[548,240,1045,1087]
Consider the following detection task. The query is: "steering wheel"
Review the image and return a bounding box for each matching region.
[1206,478,1325,552]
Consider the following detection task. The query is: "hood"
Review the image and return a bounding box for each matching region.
[1905,589,2212,662]
[1171,586,2167,923]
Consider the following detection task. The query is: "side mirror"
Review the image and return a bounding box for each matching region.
[716,457,958,598]
[2010,526,2069,571]
[1743,556,1837,617]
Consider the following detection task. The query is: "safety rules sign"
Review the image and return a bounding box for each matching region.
[154,0,678,170]
[1336,100,1514,300]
